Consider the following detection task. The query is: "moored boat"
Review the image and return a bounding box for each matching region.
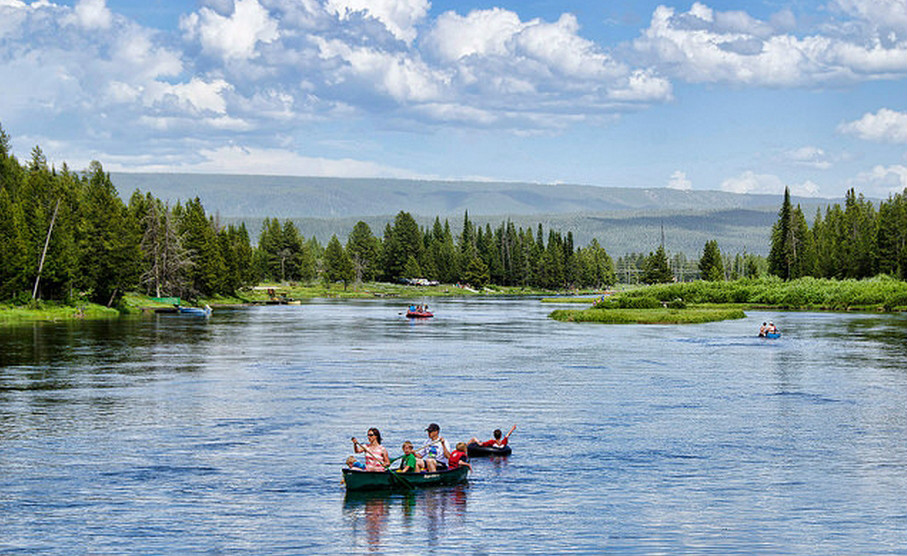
[466,443,512,457]
[342,466,468,491]
[178,305,212,316]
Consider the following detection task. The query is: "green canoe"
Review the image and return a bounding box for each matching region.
[342,466,469,491]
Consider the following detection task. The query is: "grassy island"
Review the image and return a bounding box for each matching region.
[550,307,746,324]
[547,275,907,325]
[610,275,907,312]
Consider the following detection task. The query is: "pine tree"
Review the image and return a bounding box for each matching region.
[463,256,489,288]
[382,211,422,281]
[346,221,380,282]
[642,245,673,284]
[768,187,794,279]
[698,240,724,281]
[179,197,225,297]
[842,189,877,278]
[323,234,354,289]
[0,186,28,300]
[77,162,141,305]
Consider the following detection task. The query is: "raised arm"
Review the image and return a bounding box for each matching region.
[504,424,517,438]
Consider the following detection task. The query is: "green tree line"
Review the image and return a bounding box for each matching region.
[255,210,618,290]
[1,125,257,305]
[768,186,907,281]
[0,126,619,305]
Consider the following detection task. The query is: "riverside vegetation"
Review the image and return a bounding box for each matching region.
[1,124,616,322]
[547,275,907,324]
[2,122,905,324]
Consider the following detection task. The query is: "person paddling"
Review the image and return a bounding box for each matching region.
[351,427,391,471]
[416,423,451,472]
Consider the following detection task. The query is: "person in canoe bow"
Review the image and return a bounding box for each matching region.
[351,427,391,471]
[416,423,451,472]
[468,424,516,448]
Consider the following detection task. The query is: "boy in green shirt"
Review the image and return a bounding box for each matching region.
[397,441,420,472]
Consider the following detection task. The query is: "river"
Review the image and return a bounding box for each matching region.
[1,298,905,554]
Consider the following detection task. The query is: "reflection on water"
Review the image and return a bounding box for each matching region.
[343,486,468,551]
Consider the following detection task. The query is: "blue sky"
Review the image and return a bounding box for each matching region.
[1,0,905,198]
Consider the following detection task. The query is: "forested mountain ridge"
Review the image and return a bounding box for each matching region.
[111,173,834,219]
[227,208,778,257]
[113,173,839,255]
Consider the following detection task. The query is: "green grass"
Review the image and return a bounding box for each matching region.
[0,302,121,323]
[242,281,562,301]
[549,307,746,324]
[540,296,608,303]
[611,275,907,312]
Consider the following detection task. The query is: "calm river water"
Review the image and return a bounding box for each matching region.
[1,298,905,554]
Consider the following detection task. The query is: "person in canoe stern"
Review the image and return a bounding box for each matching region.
[351,427,390,471]
[417,423,451,472]
[468,424,516,448]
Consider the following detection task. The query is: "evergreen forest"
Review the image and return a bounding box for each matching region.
[0,127,618,306]
[2,125,905,310]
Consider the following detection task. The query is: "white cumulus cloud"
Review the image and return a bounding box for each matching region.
[117,144,425,178]
[632,2,907,87]
[785,146,832,169]
[838,108,907,143]
[145,77,233,114]
[721,171,821,196]
[181,0,279,61]
[425,8,522,61]
[667,170,692,190]
[847,164,907,196]
[71,0,111,29]
[315,37,449,103]
[326,0,429,44]
[721,170,785,194]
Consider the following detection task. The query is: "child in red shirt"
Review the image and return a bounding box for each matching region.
[447,442,472,470]
[469,424,516,448]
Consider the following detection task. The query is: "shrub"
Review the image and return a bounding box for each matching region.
[617,296,662,309]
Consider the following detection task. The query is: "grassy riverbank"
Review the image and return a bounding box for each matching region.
[549,307,746,324]
[2,282,570,324]
[0,302,122,323]
[242,281,561,301]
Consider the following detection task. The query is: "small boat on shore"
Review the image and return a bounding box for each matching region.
[466,443,512,457]
[178,305,212,316]
[342,466,468,491]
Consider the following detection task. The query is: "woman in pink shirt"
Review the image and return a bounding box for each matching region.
[351,428,391,471]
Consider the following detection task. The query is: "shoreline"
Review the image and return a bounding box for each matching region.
[5,276,905,325]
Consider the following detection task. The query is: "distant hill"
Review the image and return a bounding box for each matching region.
[111,172,839,256]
